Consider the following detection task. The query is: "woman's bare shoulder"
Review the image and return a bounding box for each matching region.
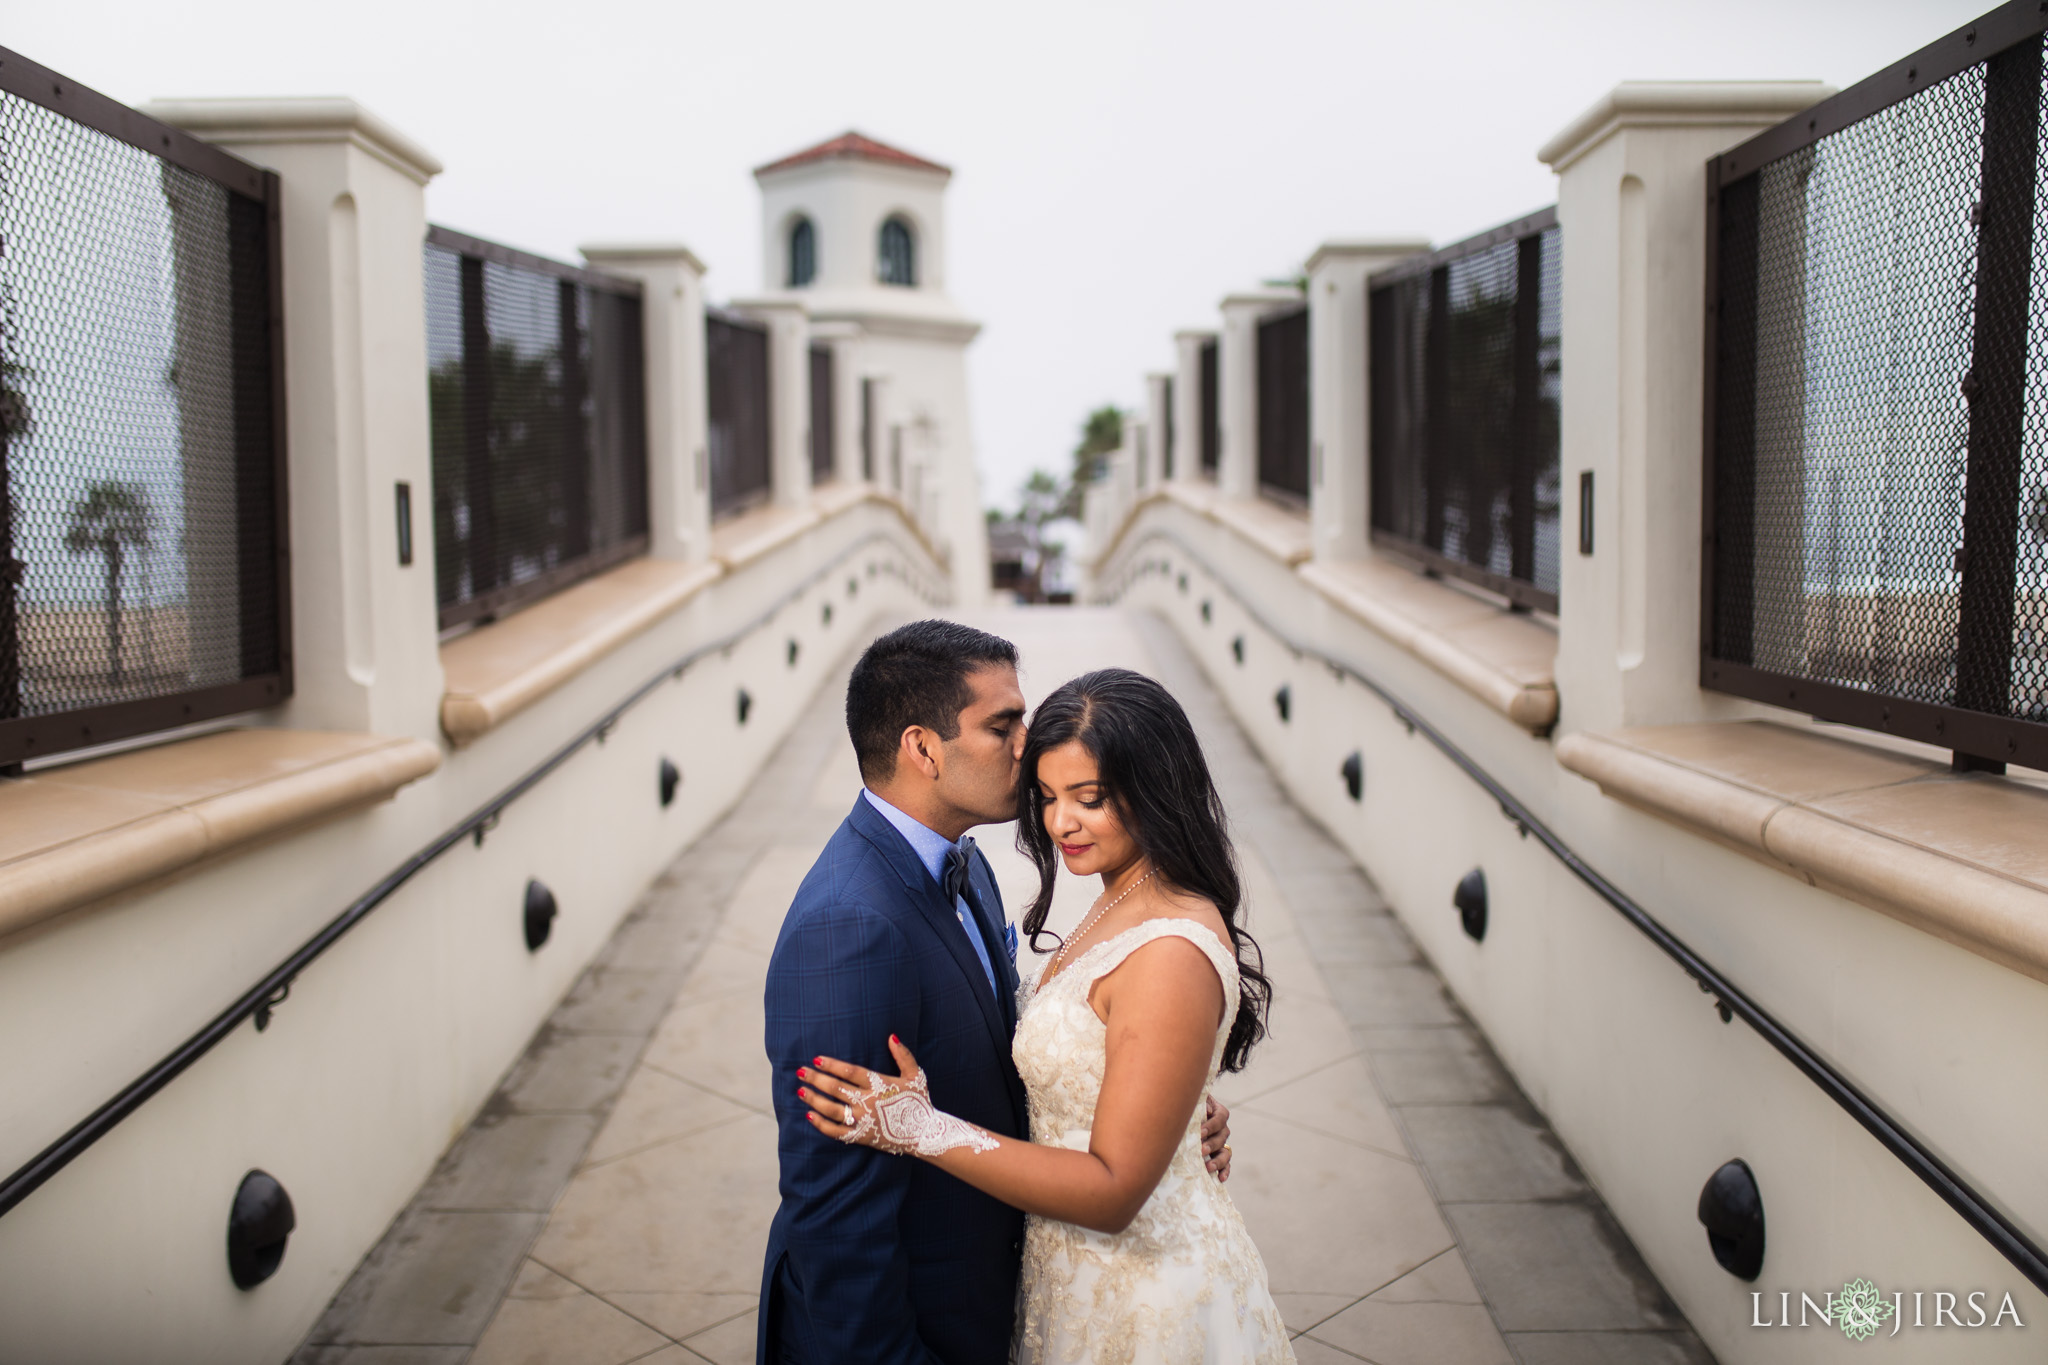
[1100,891,1231,992]
[1152,884,1230,946]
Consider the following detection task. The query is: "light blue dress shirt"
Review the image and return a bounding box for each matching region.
[862,789,1000,997]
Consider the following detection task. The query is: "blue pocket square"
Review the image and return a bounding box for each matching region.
[1002,921,1018,961]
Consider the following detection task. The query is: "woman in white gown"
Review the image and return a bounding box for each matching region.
[798,668,1296,1364]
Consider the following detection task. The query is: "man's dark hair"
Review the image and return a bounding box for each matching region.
[847,620,1019,784]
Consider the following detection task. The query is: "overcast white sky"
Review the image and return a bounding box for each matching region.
[15,0,1988,512]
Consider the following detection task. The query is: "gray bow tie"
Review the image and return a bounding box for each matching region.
[942,838,978,906]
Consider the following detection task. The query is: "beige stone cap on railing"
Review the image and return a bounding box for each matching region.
[1300,558,1558,734]
[1097,484,1312,568]
[579,242,708,276]
[0,730,439,940]
[142,97,444,185]
[441,486,941,745]
[1535,81,1835,172]
[1557,721,2048,983]
[440,557,722,746]
[710,499,826,569]
[1303,238,1433,274]
[710,483,943,572]
[1097,486,1555,732]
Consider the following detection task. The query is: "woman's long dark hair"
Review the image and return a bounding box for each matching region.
[1016,668,1272,1073]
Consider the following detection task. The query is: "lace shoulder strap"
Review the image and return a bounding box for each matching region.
[1080,917,1240,1016]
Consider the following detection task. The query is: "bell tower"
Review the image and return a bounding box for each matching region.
[754,132,988,604]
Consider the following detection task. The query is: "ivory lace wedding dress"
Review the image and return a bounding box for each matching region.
[1011,918,1296,1365]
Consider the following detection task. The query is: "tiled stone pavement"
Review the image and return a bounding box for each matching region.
[293,607,1713,1365]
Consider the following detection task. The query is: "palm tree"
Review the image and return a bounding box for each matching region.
[0,359,29,444]
[64,481,152,687]
[1063,406,1123,520]
[0,358,29,720]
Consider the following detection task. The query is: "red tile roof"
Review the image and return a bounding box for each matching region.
[753,131,951,179]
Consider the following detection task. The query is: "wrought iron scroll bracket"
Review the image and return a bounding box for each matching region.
[252,979,292,1033]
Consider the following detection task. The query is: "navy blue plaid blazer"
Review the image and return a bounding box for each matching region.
[759,793,1028,1365]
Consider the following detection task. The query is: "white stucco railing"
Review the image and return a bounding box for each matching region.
[1079,54,2048,1365]
[0,86,961,1365]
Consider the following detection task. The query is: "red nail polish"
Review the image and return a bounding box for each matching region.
[890,1034,900,1046]
[798,1087,809,1099]
[796,1067,808,1079]
[814,1056,824,1067]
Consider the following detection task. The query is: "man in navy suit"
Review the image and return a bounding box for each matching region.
[758,621,1226,1363]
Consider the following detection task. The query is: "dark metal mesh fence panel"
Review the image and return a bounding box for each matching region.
[860,377,876,481]
[1707,16,2048,769]
[0,57,284,765]
[708,312,770,517]
[1257,307,1309,502]
[424,227,647,633]
[1369,212,1560,612]
[1162,375,1176,479]
[1199,339,1219,476]
[810,343,834,482]
[2018,44,2048,730]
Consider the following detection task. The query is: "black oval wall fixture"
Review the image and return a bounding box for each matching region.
[658,758,680,808]
[524,879,557,952]
[1200,600,1212,624]
[1231,635,1245,665]
[847,576,859,596]
[821,602,833,626]
[1177,573,1189,594]
[786,638,800,668]
[1274,684,1291,723]
[227,1169,295,1290]
[1698,1159,1766,1280]
[737,689,753,725]
[1454,868,1487,942]
[1341,751,1364,802]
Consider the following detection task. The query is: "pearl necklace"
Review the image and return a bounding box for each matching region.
[1051,866,1156,975]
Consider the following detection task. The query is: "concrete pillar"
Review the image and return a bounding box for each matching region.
[580,244,711,561]
[1172,330,1212,484]
[1217,290,1298,501]
[144,97,445,744]
[1305,239,1429,562]
[1143,373,1172,486]
[732,297,811,509]
[1538,82,1832,734]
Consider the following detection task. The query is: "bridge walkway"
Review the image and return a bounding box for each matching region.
[295,607,1710,1365]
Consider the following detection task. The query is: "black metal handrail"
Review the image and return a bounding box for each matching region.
[1100,526,2048,1297]
[0,528,944,1220]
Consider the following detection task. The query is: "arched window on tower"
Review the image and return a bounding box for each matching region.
[787,217,816,288]
[877,216,916,287]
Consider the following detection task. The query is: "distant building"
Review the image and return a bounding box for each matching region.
[988,519,1034,600]
[754,132,990,603]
